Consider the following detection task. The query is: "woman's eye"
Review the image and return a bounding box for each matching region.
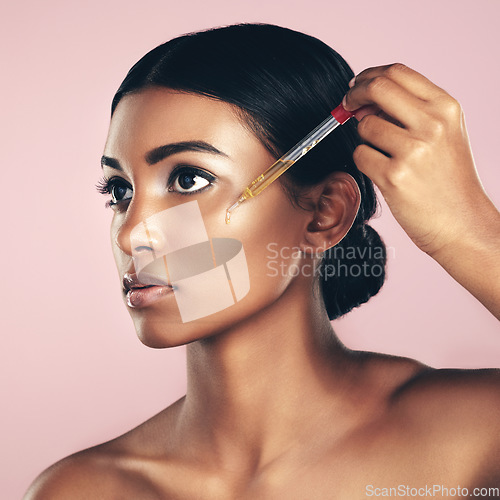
[169,167,215,194]
[95,176,132,209]
[110,182,133,204]
[95,167,215,210]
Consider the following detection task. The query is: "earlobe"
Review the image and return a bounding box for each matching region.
[300,172,361,254]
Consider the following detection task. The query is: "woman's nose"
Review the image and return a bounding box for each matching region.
[114,199,209,262]
[113,201,170,259]
[131,218,168,276]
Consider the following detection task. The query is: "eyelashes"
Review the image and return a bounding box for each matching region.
[95,166,217,209]
[95,176,131,208]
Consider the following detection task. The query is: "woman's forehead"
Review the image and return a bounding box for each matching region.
[104,88,267,161]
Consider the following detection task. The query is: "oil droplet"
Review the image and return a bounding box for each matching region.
[301,140,319,156]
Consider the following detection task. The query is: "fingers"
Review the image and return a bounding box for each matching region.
[351,104,379,121]
[345,63,462,194]
[344,71,427,131]
[346,64,486,262]
[356,113,412,159]
[352,63,446,101]
[352,144,392,191]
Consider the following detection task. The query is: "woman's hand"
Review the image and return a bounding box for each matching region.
[343,63,492,256]
[343,63,500,318]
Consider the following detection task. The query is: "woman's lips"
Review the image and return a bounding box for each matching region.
[122,272,174,308]
[126,284,174,308]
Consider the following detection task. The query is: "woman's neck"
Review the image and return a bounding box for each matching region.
[175,277,362,472]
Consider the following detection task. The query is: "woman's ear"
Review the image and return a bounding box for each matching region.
[300,172,361,254]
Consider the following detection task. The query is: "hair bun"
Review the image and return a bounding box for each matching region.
[320,223,386,320]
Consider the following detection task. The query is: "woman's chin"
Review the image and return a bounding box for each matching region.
[124,280,287,348]
[129,314,201,348]
[128,307,239,348]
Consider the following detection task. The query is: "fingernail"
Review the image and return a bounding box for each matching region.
[348,77,356,88]
[342,95,348,109]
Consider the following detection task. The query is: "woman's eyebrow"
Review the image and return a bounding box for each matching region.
[101,140,229,170]
[146,140,229,165]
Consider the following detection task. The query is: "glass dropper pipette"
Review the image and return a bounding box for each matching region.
[225,103,355,224]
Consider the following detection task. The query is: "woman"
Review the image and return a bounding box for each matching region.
[25,24,500,499]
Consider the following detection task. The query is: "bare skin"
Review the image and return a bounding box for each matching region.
[25,65,500,500]
[344,64,500,319]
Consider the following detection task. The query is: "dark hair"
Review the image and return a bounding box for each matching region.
[111,23,386,320]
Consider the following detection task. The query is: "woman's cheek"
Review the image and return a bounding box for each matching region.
[243,228,302,300]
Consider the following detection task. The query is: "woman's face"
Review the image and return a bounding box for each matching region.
[102,88,314,347]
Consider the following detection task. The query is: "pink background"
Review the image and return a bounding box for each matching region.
[2,0,499,497]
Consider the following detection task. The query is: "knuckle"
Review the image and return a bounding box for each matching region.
[366,76,389,97]
[385,140,427,187]
[357,114,377,136]
[357,66,377,79]
[439,95,463,120]
[386,164,409,187]
[425,118,446,139]
[353,144,368,164]
[406,140,429,162]
[385,63,408,78]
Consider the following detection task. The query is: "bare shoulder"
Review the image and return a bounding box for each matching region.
[24,397,186,500]
[391,365,500,422]
[358,349,500,423]
[24,435,167,500]
[23,446,125,500]
[357,351,500,484]
[390,364,500,483]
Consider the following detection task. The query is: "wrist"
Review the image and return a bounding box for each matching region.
[429,198,500,278]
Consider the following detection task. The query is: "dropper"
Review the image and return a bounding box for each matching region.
[225,103,355,224]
